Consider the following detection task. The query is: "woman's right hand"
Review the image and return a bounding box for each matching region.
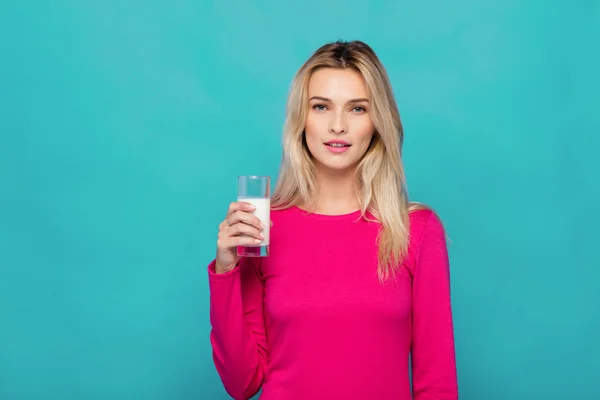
[214,201,265,274]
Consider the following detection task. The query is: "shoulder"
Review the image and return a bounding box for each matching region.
[409,207,445,242]
[406,206,447,270]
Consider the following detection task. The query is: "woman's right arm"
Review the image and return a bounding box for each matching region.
[207,202,269,400]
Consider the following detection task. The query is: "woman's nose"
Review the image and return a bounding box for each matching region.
[329,113,346,134]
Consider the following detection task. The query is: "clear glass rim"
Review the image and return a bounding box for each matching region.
[238,175,270,180]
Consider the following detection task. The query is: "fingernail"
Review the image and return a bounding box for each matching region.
[248,205,256,210]
[260,222,266,230]
[254,239,261,244]
[260,234,265,240]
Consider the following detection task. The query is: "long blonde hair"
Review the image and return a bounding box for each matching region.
[271,40,437,282]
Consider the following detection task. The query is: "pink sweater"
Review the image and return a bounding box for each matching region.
[208,206,458,399]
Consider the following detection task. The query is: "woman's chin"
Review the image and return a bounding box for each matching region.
[314,159,359,175]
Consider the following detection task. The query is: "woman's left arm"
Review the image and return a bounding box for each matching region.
[410,211,459,400]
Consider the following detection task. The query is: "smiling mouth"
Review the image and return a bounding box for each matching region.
[325,143,351,148]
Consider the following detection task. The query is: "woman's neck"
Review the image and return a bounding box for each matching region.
[307,167,360,215]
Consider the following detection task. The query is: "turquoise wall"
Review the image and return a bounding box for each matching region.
[1,1,598,399]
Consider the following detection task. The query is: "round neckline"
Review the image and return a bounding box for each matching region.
[291,205,363,220]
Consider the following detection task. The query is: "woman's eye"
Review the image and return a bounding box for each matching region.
[313,104,327,111]
[352,106,366,113]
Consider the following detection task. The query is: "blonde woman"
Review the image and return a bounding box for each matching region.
[208,40,458,399]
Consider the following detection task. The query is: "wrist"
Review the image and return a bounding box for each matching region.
[214,261,237,274]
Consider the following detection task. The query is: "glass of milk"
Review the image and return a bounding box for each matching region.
[237,175,270,257]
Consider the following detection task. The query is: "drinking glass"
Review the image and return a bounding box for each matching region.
[237,175,270,257]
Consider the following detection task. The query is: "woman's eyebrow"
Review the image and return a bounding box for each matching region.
[308,96,369,103]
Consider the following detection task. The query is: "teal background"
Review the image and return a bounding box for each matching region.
[1,1,598,399]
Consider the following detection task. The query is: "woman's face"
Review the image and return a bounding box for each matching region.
[304,68,375,175]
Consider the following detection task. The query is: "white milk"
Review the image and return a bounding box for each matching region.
[237,196,270,246]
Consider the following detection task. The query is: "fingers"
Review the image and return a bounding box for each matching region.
[227,201,256,216]
[216,202,268,253]
[217,234,262,250]
[219,201,256,230]
[217,222,263,249]
[228,221,264,241]
[226,210,263,230]
[218,202,265,241]
[221,201,261,228]
[215,201,266,268]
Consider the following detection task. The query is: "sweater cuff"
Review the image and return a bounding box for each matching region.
[207,259,240,280]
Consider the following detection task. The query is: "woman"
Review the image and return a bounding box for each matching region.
[207,40,458,399]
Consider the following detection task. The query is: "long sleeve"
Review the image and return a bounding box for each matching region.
[410,212,458,399]
[208,257,268,400]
